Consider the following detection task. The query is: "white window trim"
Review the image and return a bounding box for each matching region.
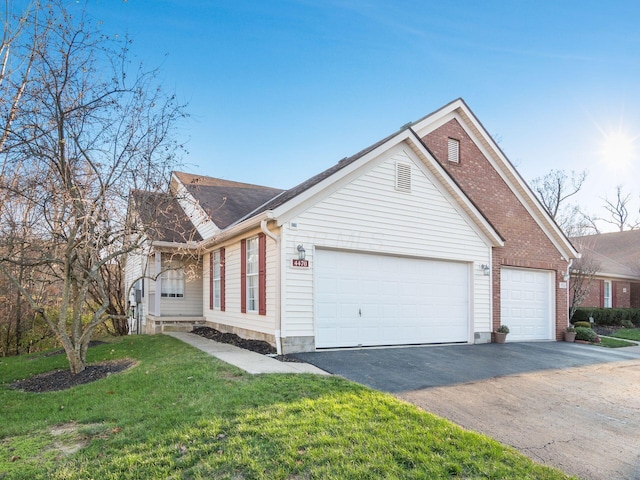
[161,258,185,298]
[603,280,612,308]
[246,236,259,312]
[213,250,221,309]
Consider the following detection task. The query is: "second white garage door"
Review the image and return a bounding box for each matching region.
[315,249,470,348]
[500,267,554,341]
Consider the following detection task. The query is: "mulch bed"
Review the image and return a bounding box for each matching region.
[592,325,622,336]
[9,359,135,393]
[191,326,303,363]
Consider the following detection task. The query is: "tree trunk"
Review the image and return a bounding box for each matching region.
[66,348,86,374]
[59,334,90,374]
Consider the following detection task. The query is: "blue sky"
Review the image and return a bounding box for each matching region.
[89,0,639,228]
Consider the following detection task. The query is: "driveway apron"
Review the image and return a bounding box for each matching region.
[294,342,640,480]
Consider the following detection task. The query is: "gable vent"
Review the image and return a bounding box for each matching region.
[448,138,460,163]
[395,162,411,192]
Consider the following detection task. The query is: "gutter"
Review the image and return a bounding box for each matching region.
[200,211,272,250]
[260,216,283,355]
[151,211,273,252]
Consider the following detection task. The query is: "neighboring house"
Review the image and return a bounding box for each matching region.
[125,98,579,353]
[570,230,640,309]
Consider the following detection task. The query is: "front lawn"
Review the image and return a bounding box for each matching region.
[610,327,640,342]
[598,336,638,348]
[0,335,574,479]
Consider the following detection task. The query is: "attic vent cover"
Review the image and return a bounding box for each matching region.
[395,162,411,192]
[448,138,460,163]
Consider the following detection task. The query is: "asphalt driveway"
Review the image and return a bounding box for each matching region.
[294,342,640,479]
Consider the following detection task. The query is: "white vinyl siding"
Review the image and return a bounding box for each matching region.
[282,146,491,340]
[158,255,203,317]
[202,230,277,337]
[124,248,148,320]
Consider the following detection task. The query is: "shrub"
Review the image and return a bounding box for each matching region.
[573,321,592,329]
[572,307,640,326]
[496,325,509,334]
[575,327,598,342]
[571,308,592,322]
[621,319,635,329]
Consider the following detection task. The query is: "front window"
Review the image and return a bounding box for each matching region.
[246,237,259,312]
[603,280,612,308]
[161,258,184,298]
[212,250,221,309]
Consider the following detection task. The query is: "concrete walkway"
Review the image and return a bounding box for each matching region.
[166,332,329,375]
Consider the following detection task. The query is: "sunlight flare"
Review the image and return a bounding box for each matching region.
[600,131,636,170]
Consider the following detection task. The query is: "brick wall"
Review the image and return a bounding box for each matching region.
[422,118,570,340]
[631,283,640,308]
[580,279,603,308]
[613,281,631,308]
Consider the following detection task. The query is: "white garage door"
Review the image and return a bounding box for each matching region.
[315,249,469,348]
[500,267,554,341]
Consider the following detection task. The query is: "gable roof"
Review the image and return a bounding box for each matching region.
[410,98,579,261]
[130,190,202,243]
[173,171,284,230]
[151,99,578,261]
[571,230,640,280]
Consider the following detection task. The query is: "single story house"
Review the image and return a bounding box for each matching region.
[570,230,640,309]
[125,98,579,353]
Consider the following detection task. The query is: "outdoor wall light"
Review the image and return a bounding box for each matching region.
[297,244,306,261]
[481,264,490,276]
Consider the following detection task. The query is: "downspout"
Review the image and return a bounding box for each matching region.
[261,218,283,355]
[566,259,574,325]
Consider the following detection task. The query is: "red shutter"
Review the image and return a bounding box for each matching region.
[258,233,267,316]
[240,239,246,313]
[209,253,213,310]
[612,281,617,308]
[220,247,226,312]
[600,280,604,308]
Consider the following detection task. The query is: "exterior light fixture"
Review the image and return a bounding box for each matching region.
[297,244,306,261]
[481,264,490,276]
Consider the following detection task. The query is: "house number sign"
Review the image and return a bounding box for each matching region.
[292,259,309,268]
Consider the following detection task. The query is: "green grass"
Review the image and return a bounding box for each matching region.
[0,335,575,479]
[610,327,640,342]
[597,336,637,348]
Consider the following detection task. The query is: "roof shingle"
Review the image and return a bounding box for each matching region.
[571,230,640,279]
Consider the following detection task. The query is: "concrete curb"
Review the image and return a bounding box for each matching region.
[166,332,330,375]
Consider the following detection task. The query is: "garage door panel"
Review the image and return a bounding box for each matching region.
[501,267,553,341]
[315,250,469,348]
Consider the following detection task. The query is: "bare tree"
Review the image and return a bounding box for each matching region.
[0,2,186,373]
[531,169,591,236]
[88,256,129,336]
[568,239,601,321]
[601,185,639,231]
[531,169,586,218]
